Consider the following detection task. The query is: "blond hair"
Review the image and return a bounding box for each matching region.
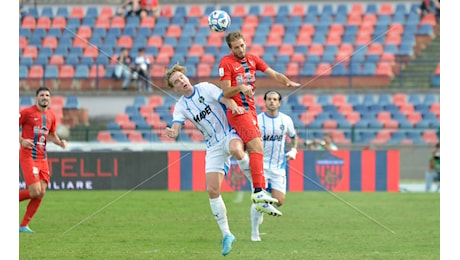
[225,31,245,48]
[165,63,186,88]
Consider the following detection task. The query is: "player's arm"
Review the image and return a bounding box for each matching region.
[264,68,300,88]
[48,132,67,149]
[219,96,245,115]
[285,134,299,160]
[165,122,182,139]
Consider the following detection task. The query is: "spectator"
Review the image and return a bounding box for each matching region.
[311,133,338,151]
[116,0,141,17]
[133,47,152,92]
[139,0,160,19]
[114,48,134,90]
[425,142,440,192]
[419,0,440,19]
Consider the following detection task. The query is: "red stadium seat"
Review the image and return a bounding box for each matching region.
[306,104,323,116]
[21,16,36,30]
[19,37,28,50]
[266,35,282,46]
[200,54,216,64]
[207,33,223,47]
[197,63,212,77]
[42,36,58,50]
[382,119,399,129]
[430,102,440,117]
[393,93,407,106]
[291,4,306,16]
[388,23,404,35]
[148,95,164,107]
[73,37,88,48]
[49,55,64,65]
[322,120,338,129]
[326,34,342,46]
[115,113,130,124]
[291,53,306,63]
[374,130,391,143]
[117,35,133,48]
[299,24,315,36]
[377,111,392,122]
[338,104,353,115]
[158,45,174,57]
[346,112,361,126]
[77,26,92,39]
[248,44,265,56]
[28,65,44,79]
[375,62,393,77]
[407,111,422,125]
[420,13,436,26]
[350,3,364,16]
[358,23,374,37]
[367,43,384,55]
[150,64,166,78]
[378,3,394,15]
[244,15,259,28]
[261,4,276,17]
[329,24,344,37]
[140,16,155,28]
[95,17,110,29]
[385,34,402,45]
[165,25,182,38]
[399,103,414,115]
[285,62,299,77]
[69,6,85,19]
[299,112,315,126]
[188,45,204,56]
[434,63,440,75]
[155,53,170,64]
[89,65,105,78]
[355,33,372,45]
[362,14,377,27]
[51,96,65,108]
[332,94,347,106]
[97,131,115,143]
[308,44,324,56]
[23,46,38,59]
[51,16,67,30]
[128,131,147,143]
[233,5,247,17]
[347,14,362,25]
[270,24,285,36]
[119,120,136,130]
[381,53,396,66]
[36,17,51,30]
[161,5,173,18]
[301,94,316,105]
[422,131,439,144]
[188,5,202,17]
[111,16,125,28]
[147,35,163,47]
[59,65,75,78]
[100,6,114,19]
[296,33,312,45]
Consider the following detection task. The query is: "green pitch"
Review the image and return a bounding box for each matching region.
[19,191,439,259]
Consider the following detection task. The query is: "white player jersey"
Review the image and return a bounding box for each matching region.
[171,82,231,148]
[258,111,297,172]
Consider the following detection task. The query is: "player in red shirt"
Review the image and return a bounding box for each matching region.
[19,87,67,233]
[219,31,300,214]
[139,0,160,18]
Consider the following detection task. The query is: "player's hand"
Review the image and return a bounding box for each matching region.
[21,139,34,149]
[240,84,254,97]
[165,127,178,139]
[231,106,246,115]
[285,148,297,160]
[286,81,301,88]
[59,140,67,149]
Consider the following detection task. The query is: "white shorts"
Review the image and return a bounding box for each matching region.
[264,168,287,194]
[205,130,242,174]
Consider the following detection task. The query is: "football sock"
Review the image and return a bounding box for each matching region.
[20,198,42,227]
[251,203,263,235]
[19,190,30,202]
[209,196,231,237]
[249,152,266,189]
[237,153,252,181]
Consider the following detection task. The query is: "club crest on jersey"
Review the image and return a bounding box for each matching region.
[198,96,205,103]
[280,124,285,131]
[315,152,344,190]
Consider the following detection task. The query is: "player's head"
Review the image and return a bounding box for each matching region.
[323,133,333,143]
[225,31,246,60]
[35,86,51,109]
[165,64,193,94]
[263,90,282,114]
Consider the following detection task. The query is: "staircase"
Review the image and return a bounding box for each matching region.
[389,24,440,89]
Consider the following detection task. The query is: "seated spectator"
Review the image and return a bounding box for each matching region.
[114,48,134,90]
[310,133,338,151]
[19,0,27,20]
[133,47,151,92]
[116,0,141,17]
[139,0,160,19]
[425,142,440,192]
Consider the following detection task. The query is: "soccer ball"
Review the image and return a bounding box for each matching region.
[208,10,231,32]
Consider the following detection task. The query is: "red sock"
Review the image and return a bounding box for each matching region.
[19,190,30,202]
[20,198,42,227]
[249,152,266,189]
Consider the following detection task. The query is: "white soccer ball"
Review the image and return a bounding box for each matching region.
[208,10,231,32]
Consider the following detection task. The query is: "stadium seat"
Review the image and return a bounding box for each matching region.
[69,6,85,19]
[36,16,51,30]
[21,16,36,30]
[28,65,44,79]
[97,131,115,143]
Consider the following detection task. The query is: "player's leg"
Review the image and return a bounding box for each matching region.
[205,147,235,255]
[425,171,434,192]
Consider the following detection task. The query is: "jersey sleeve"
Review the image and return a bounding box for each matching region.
[199,82,222,102]
[284,114,297,138]
[253,54,269,72]
[171,100,186,125]
[218,57,232,82]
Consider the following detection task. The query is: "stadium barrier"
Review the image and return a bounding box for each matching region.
[20,150,399,192]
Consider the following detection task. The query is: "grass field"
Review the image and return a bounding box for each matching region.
[19,191,439,259]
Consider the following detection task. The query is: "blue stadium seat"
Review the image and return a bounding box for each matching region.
[347,94,361,106]
[44,65,58,79]
[423,93,438,105]
[142,131,160,142]
[56,6,69,17]
[35,56,49,66]
[301,63,316,76]
[20,65,28,79]
[111,131,130,142]
[248,5,260,16]
[107,121,121,131]
[20,96,34,107]
[65,96,80,109]
[74,65,89,79]
[408,93,423,106]
[377,94,392,105]
[41,6,54,18]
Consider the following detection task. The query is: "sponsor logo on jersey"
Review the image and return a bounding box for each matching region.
[193,105,212,123]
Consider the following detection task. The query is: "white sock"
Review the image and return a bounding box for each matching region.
[251,203,263,235]
[209,196,231,237]
[237,153,252,183]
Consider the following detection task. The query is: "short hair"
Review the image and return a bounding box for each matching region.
[263,90,282,101]
[36,86,50,96]
[138,47,145,52]
[225,31,245,48]
[165,63,186,88]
